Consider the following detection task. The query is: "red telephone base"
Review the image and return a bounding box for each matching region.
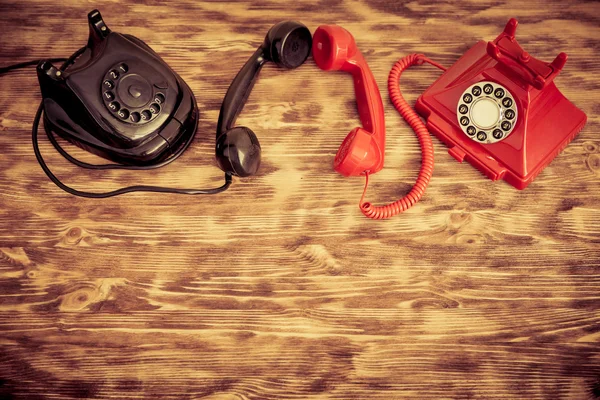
[415,19,587,190]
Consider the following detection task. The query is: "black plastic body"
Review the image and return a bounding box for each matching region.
[36,10,198,165]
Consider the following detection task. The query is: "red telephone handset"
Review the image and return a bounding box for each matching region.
[313,25,442,220]
[312,25,385,177]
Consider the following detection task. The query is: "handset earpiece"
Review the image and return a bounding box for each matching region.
[216,21,312,177]
[312,25,385,177]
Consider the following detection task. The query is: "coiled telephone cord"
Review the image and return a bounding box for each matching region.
[360,54,446,219]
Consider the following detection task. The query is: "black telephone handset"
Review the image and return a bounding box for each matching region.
[215,21,312,177]
[37,10,198,165]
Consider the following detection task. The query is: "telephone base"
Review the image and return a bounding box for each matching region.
[415,20,587,190]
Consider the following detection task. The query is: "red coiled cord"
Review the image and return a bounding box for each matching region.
[360,54,446,220]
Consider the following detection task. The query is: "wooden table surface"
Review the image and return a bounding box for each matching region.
[1,0,599,399]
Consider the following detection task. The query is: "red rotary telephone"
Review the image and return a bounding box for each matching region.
[312,20,586,220]
[317,19,587,220]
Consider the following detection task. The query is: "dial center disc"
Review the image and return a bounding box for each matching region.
[470,98,500,129]
[117,74,152,108]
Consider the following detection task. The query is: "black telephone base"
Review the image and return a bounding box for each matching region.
[36,10,198,165]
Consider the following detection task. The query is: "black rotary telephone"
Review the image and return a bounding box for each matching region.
[6,10,231,197]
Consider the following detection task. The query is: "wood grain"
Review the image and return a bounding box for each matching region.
[1,0,599,399]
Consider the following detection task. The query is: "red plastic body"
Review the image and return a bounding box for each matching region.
[415,18,587,189]
[312,25,385,177]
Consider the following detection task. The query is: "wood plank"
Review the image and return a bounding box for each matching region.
[0,0,599,398]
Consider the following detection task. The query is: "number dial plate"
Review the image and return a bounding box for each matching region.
[101,62,166,125]
[456,81,518,144]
